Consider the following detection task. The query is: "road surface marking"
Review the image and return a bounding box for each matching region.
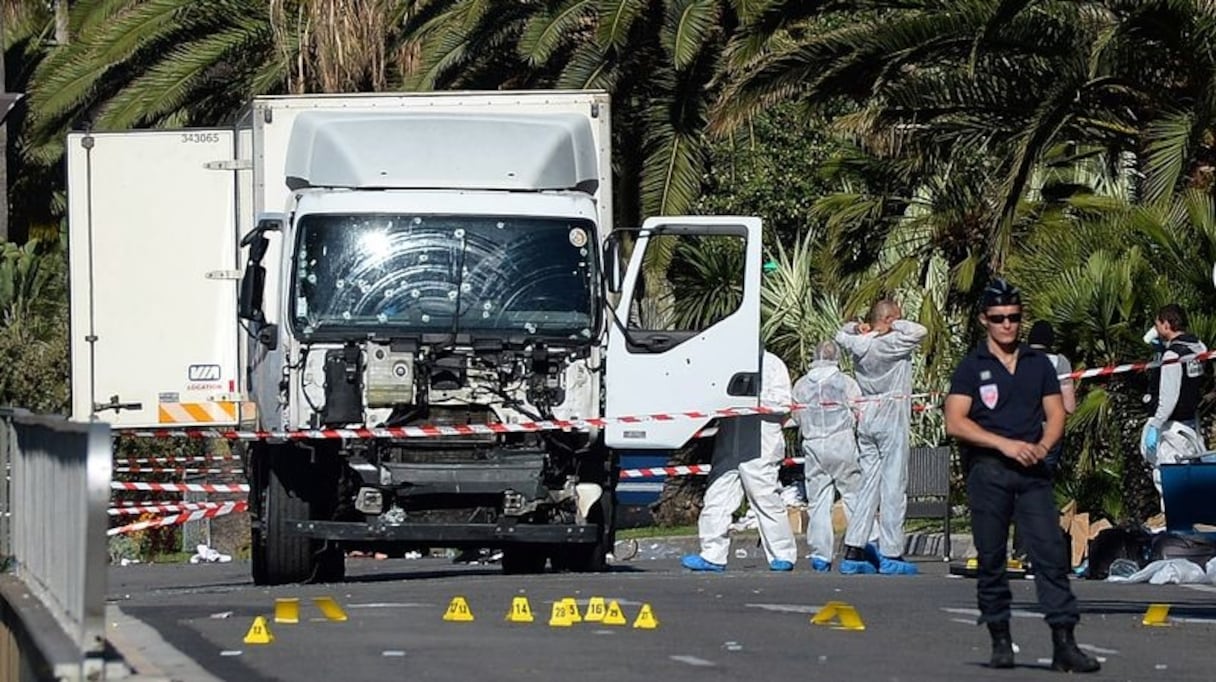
[670,656,715,667]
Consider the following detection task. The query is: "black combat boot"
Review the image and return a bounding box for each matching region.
[988,621,1015,669]
[1050,624,1100,673]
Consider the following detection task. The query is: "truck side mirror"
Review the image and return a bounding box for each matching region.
[238,217,279,332]
[244,213,284,245]
[238,262,266,322]
[603,234,623,293]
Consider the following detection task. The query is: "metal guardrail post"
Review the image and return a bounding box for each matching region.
[0,415,11,564]
[1,408,111,677]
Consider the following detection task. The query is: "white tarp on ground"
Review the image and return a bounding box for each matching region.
[1106,557,1216,585]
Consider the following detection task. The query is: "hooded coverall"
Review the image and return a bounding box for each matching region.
[695,351,798,566]
[836,319,928,559]
[792,359,863,563]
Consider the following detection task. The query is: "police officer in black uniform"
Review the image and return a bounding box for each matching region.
[944,280,1099,673]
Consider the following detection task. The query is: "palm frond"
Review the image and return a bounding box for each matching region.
[518,0,596,67]
[1141,111,1194,206]
[661,0,719,70]
[556,42,620,90]
[640,119,706,217]
[95,22,265,129]
[595,0,646,51]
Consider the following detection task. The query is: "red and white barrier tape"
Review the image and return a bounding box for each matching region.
[108,501,247,536]
[1064,348,1216,381]
[111,481,250,493]
[107,349,1214,442]
[106,454,792,495]
[108,501,238,516]
[117,455,240,465]
[619,464,712,478]
[112,467,244,475]
[112,406,781,441]
[113,400,930,442]
[617,457,807,479]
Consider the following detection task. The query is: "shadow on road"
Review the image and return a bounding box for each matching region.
[339,563,644,584]
[1006,597,1216,619]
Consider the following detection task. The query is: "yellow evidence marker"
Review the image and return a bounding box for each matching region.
[1142,603,1172,627]
[602,600,627,626]
[506,596,535,623]
[243,616,275,645]
[313,596,348,622]
[561,597,583,623]
[810,601,866,631]
[443,596,475,622]
[549,600,573,627]
[632,603,659,629]
[274,598,299,624]
[584,597,607,622]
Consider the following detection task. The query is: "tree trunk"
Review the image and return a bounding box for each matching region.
[650,438,712,527]
[55,1,70,45]
[1,6,9,244]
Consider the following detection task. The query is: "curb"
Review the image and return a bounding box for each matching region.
[903,532,975,561]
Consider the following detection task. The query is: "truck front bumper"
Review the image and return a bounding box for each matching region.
[291,520,598,545]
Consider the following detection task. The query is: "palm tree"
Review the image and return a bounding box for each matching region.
[23,1,426,166]
[0,236,70,413]
[707,0,1216,522]
[410,0,771,227]
[3,1,63,242]
[715,0,1216,274]
[1011,189,1216,519]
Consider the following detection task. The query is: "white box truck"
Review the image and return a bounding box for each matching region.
[68,90,764,583]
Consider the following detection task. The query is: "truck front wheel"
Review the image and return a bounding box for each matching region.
[549,495,614,573]
[250,444,345,585]
[501,546,548,574]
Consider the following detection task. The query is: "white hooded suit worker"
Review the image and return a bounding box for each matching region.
[791,341,863,569]
[836,301,927,573]
[682,351,798,571]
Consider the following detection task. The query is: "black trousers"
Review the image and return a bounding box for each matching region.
[967,459,1080,626]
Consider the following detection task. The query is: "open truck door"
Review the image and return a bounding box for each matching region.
[67,130,241,428]
[605,216,763,449]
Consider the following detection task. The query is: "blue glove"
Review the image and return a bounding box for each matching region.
[1145,425,1160,456]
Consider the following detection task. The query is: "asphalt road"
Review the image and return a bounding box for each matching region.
[107,549,1216,682]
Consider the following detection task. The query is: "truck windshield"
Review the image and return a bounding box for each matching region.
[292,214,595,340]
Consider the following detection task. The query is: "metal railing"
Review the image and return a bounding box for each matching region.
[0,408,111,677]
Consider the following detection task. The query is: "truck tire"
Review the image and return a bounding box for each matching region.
[251,445,345,585]
[501,546,548,574]
[550,496,614,573]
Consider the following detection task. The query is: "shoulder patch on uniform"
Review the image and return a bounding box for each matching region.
[980,383,999,409]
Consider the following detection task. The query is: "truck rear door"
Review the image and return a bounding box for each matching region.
[67,130,241,428]
[604,216,763,448]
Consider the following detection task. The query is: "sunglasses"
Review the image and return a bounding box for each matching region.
[985,313,1023,324]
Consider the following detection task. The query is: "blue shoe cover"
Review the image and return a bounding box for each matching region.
[809,557,831,573]
[681,554,726,572]
[839,559,877,575]
[878,555,919,575]
[769,559,794,572]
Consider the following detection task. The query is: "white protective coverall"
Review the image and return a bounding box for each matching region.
[697,351,798,566]
[792,357,863,563]
[836,319,928,559]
